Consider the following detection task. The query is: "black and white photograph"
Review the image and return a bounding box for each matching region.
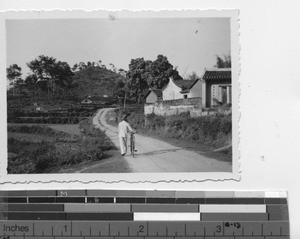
[2,10,239,180]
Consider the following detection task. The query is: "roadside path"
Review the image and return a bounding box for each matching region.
[93,108,231,173]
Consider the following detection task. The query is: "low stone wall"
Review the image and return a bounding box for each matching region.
[144,97,232,117]
[144,98,202,116]
[190,108,232,118]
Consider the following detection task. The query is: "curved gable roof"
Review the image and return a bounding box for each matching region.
[162,77,196,92]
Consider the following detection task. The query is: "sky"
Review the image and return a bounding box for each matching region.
[6,17,230,79]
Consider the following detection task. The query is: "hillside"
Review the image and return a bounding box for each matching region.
[7,66,126,110]
[72,66,126,100]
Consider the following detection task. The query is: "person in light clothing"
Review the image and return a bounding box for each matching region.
[118,114,135,156]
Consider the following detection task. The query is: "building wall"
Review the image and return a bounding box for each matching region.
[146,91,158,103]
[187,80,202,98]
[144,97,202,116]
[162,79,183,100]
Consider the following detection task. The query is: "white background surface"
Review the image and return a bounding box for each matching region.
[1,0,300,238]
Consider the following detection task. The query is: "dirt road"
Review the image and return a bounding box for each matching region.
[93,108,231,173]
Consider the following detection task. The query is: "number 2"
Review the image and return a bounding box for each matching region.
[139,225,144,233]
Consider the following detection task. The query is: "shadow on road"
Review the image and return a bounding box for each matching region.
[134,148,184,157]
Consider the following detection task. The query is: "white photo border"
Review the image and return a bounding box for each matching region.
[0,9,240,184]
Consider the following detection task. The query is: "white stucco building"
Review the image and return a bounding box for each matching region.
[162,77,202,100]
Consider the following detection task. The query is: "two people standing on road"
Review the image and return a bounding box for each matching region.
[118,114,136,156]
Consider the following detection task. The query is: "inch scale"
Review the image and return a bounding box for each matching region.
[0,190,290,239]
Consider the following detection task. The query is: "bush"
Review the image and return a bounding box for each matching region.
[78,117,115,150]
[7,119,115,174]
[7,125,69,138]
[127,112,232,149]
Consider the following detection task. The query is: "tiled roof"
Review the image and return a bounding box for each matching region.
[202,68,231,81]
[145,88,162,98]
[151,89,162,98]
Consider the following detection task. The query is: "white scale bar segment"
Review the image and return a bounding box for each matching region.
[199,204,266,213]
[134,213,201,221]
[265,191,288,198]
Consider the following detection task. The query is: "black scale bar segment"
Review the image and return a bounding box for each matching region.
[265,198,287,204]
[146,198,176,204]
[175,198,205,204]
[29,197,55,203]
[234,198,265,204]
[86,197,114,203]
[205,198,235,204]
[116,197,146,203]
[55,197,85,203]
[267,204,289,221]
[3,212,66,220]
[2,213,134,221]
[0,197,27,203]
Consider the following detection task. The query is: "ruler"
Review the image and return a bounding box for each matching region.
[0,190,289,239]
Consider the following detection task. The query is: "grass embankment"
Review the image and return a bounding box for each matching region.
[107,107,232,158]
[7,118,115,174]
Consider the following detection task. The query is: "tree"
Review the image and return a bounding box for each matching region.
[147,55,182,89]
[125,55,182,104]
[72,63,78,72]
[7,64,23,98]
[215,54,231,68]
[24,74,38,86]
[126,58,151,104]
[52,61,74,87]
[27,55,74,91]
[186,71,199,81]
[7,64,22,87]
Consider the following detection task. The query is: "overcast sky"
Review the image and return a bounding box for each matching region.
[6,17,230,78]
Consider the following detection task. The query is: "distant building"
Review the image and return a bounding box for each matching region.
[145,89,162,103]
[81,99,92,104]
[202,68,232,108]
[180,79,202,99]
[162,77,202,101]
